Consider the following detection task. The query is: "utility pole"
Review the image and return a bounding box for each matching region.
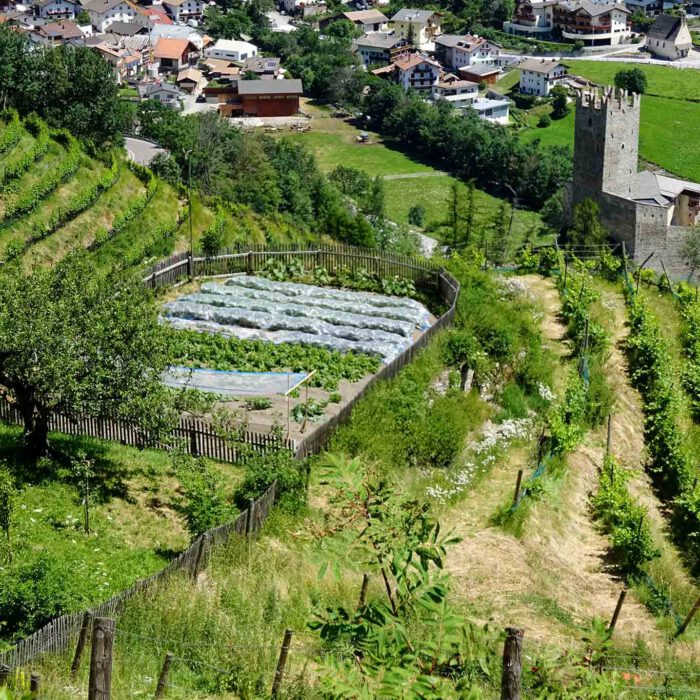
[184,148,194,279]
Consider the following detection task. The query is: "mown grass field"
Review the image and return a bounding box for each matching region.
[519,62,700,182]
[293,100,543,247]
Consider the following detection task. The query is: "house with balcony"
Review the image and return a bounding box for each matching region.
[390,8,442,49]
[504,0,560,35]
[139,81,183,109]
[83,0,143,32]
[432,76,478,108]
[372,53,441,94]
[553,0,631,45]
[518,57,568,95]
[31,18,84,43]
[353,31,411,66]
[647,13,692,58]
[32,0,79,20]
[160,0,206,24]
[434,34,500,72]
[154,36,198,73]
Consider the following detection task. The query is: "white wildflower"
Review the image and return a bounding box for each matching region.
[538,383,555,402]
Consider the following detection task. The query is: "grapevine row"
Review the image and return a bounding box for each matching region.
[0,130,81,223]
[0,109,21,155]
[1,115,50,188]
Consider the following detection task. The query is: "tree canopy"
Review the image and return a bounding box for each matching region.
[0,254,171,456]
[0,27,126,146]
[614,67,648,95]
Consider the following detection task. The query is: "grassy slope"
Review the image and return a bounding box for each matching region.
[290,100,542,247]
[0,154,109,259]
[0,424,243,646]
[520,63,700,182]
[21,164,144,269]
[91,179,181,269]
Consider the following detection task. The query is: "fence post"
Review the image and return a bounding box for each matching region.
[500,627,524,700]
[154,652,174,699]
[247,251,254,275]
[0,665,9,687]
[246,498,255,536]
[30,673,40,696]
[88,617,114,700]
[512,470,524,507]
[357,574,369,610]
[187,254,193,281]
[192,534,207,578]
[606,415,612,458]
[71,611,93,679]
[675,595,700,638]
[607,590,626,637]
[271,629,293,698]
[189,427,198,457]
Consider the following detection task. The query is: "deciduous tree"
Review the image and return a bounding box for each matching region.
[0,253,171,457]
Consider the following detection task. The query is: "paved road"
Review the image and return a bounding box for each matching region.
[267,10,296,33]
[124,137,165,166]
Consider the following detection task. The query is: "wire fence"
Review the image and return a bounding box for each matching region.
[0,481,278,671]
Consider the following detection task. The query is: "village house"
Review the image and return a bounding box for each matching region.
[139,81,183,108]
[553,0,631,46]
[107,19,147,36]
[390,8,442,48]
[205,38,257,62]
[433,34,500,72]
[83,0,141,32]
[646,13,692,59]
[469,96,510,123]
[352,32,411,66]
[212,78,303,117]
[160,0,207,24]
[154,36,197,73]
[504,0,557,36]
[93,42,142,81]
[518,57,568,95]
[202,56,240,82]
[279,0,326,17]
[149,23,206,52]
[31,18,83,43]
[372,53,441,94]
[432,76,478,108]
[143,5,172,24]
[320,9,388,33]
[31,0,79,20]
[176,66,202,92]
[458,63,501,85]
[624,0,664,16]
[241,56,283,79]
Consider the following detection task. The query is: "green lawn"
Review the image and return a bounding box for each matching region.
[521,94,700,182]
[290,131,437,176]
[564,60,700,101]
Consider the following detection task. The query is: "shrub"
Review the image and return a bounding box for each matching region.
[174,452,235,539]
[245,397,272,411]
[234,450,306,513]
[537,114,551,128]
[199,210,226,257]
[407,204,425,227]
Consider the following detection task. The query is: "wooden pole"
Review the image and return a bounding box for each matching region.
[271,629,293,698]
[675,595,700,638]
[512,470,524,507]
[607,590,626,637]
[88,617,115,700]
[606,415,613,458]
[358,573,369,610]
[71,611,93,679]
[0,664,9,687]
[30,673,40,696]
[500,627,524,700]
[154,652,174,699]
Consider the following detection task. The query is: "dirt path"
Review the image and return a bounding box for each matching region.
[444,275,663,650]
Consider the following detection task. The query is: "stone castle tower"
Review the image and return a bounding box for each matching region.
[572,88,641,207]
[568,86,700,280]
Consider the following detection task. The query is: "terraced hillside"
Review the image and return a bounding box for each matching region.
[0,112,313,274]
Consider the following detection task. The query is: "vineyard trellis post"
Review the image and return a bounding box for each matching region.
[500,627,524,700]
[358,574,369,610]
[154,652,173,699]
[70,611,92,679]
[271,629,293,698]
[30,673,39,696]
[512,470,524,507]
[675,595,700,638]
[0,664,8,686]
[88,617,114,700]
[607,590,626,637]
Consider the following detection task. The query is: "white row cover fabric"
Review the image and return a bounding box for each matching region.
[163,366,309,396]
[163,276,432,362]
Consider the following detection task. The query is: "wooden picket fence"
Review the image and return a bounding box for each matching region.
[142,243,440,291]
[0,403,295,462]
[0,481,278,670]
